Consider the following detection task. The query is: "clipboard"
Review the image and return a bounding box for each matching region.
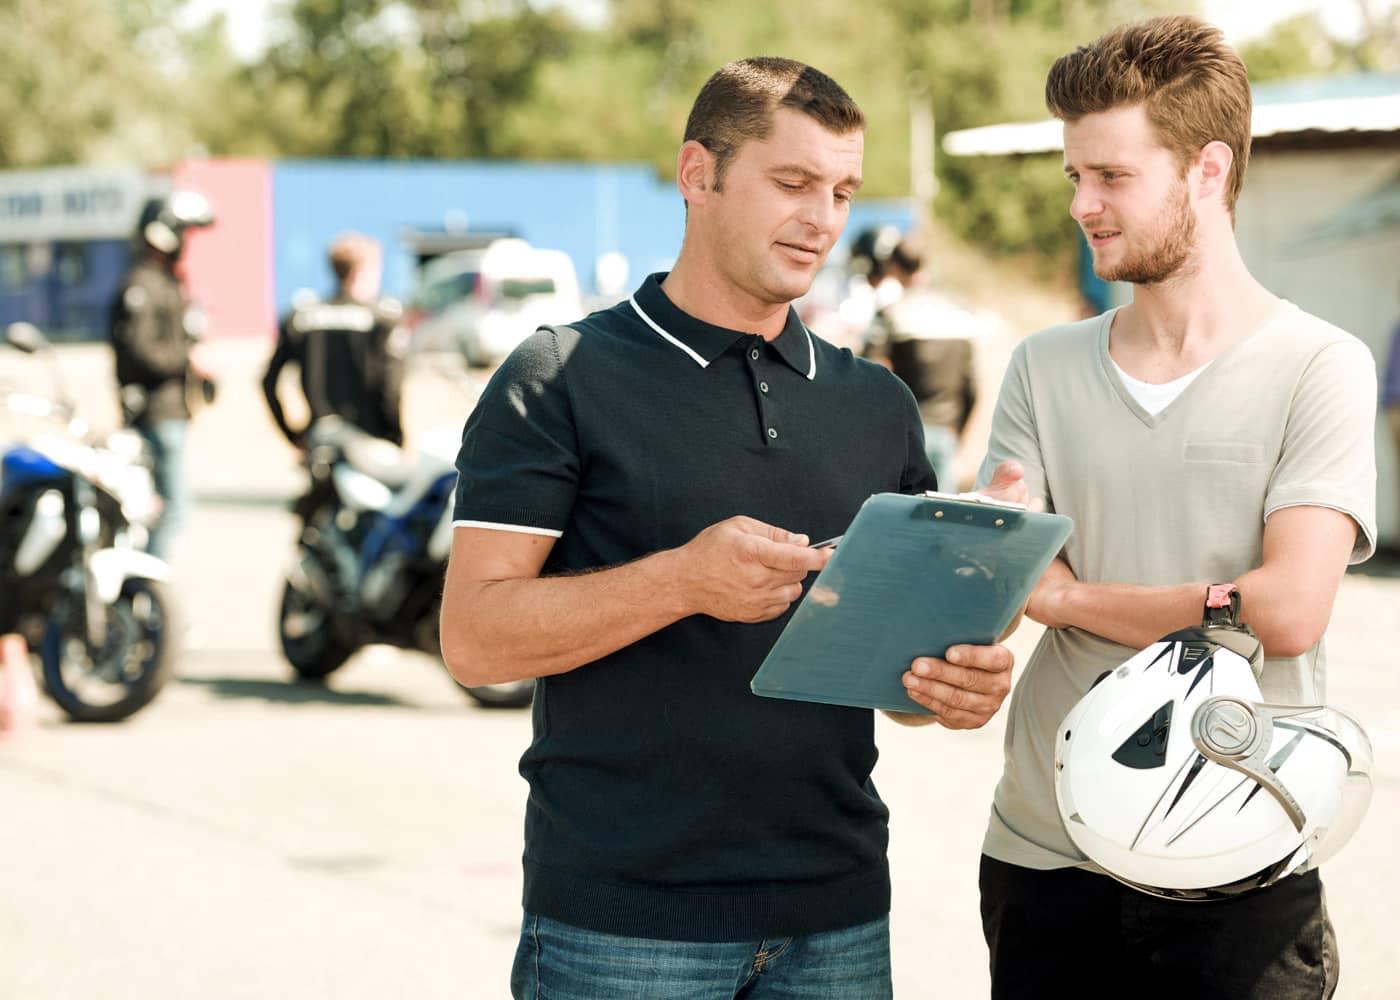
[750,491,1073,714]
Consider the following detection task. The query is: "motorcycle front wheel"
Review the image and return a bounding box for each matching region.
[41,578,177,723]
[278,579,357,680]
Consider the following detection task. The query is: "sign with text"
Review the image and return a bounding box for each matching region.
[0,167,151,241]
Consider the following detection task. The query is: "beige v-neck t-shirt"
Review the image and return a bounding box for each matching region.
[975,301,1378,869]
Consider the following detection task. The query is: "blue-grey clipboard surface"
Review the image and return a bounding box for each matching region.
[751,492,1073,714]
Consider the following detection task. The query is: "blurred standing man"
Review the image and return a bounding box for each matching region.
[111,191,216,560]
[441,57,1026,999]
[859,231,981,491]
[261,233,406,450]
[1383,303,1400,509]
[976,16,1376,999]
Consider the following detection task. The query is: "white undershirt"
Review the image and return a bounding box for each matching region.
[1111,358,1211,416]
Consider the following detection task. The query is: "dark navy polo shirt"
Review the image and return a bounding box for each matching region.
[453,273,935,942]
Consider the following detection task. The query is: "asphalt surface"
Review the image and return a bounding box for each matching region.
[1,341,1396,999]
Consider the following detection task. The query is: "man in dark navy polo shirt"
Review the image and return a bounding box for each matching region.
[441,56,1027,999]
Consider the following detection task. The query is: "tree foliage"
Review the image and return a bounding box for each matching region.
[1242,7,1400,81]
[4,0,1395,270]
[0,0,202,166]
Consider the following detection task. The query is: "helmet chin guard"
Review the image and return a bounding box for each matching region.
[1054,586,1373,901]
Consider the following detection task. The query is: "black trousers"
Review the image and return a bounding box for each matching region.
[979,855,1337,1000]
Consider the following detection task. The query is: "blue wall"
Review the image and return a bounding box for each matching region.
[270,160,913,314]
[0,238,129,341]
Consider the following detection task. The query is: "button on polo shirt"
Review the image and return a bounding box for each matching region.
[451,272,935,944]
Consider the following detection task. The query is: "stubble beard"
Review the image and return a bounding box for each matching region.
[1096,179,1198,286]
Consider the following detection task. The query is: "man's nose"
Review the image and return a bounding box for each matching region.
[1070,183,1103,223]
[798,193,840,233]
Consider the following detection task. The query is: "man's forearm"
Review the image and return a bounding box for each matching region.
[441,548,695,686]
[1047,579,1207,650]
[1048,570,1335,658]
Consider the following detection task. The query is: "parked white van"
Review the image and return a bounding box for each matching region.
[408,239,581,366]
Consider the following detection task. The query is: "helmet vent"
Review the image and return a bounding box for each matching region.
[1176,642,1211,673]
[1112,700,1174,770]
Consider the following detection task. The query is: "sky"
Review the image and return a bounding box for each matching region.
[181,0,1395,62]
[1202,0,1396,43]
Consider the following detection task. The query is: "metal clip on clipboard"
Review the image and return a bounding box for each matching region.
[810,493,1028,551]
[920,489,1029,511]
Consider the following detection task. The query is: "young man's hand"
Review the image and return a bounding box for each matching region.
[978,459,1028,507]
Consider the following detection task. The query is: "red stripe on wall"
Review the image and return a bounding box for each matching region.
[172,159,274,339]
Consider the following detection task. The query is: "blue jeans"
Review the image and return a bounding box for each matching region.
[138,419,189,560]
[922,423,959,494]
[511,913,892,1000]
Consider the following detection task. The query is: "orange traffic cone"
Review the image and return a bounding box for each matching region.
[0,633,40,741]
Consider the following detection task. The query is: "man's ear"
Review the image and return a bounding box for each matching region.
[1194,140,1234,213]
[676,140,716,207]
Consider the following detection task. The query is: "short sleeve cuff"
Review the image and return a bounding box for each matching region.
[1264,499,1377,565]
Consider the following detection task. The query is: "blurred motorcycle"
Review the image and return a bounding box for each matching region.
[0,322,177,722]
[277,417,533,709]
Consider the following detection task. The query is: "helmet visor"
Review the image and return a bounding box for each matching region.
[1284,704,1374,870]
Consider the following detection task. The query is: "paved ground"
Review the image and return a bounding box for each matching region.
[1,340,1396,998]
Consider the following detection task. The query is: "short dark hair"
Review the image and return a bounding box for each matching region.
[1045,15,1252,221]
[683,57,865,190]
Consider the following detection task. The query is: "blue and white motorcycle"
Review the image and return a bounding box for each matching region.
[277,417,533,709]
[1,323,176,722]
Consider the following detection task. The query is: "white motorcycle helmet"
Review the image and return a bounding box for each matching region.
[1055,585,1372,901]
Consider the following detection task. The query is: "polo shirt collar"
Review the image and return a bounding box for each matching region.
[629,272,817,380]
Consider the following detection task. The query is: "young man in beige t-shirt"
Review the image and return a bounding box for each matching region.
[975,16,1377,1000]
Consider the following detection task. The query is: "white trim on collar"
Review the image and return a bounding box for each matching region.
[629,295,709,368]
[630,292,817,380]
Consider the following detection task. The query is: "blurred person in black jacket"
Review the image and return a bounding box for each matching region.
[111,191,216,559]
[262,232,406,451]
[856,229,980,492]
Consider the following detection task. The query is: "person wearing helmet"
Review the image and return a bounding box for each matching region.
[110,190,216,560]
[857,230,983,491]
[973,16,1377,1000]
[260,232,406,451]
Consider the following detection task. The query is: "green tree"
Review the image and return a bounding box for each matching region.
[218,0,579,159]
[1242,6,1400,81]
[0,0,211,166]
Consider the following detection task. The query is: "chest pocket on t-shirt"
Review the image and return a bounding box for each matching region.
[1183,441,1264,464]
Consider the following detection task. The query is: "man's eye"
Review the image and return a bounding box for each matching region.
[1102,172,1120,182]
[776,180,802,191]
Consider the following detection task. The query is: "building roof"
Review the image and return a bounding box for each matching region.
[942,73,1400,157]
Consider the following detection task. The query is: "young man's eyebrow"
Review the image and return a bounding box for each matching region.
[1064,162,1129,174]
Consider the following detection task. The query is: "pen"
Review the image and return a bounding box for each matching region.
[812,536,842,549]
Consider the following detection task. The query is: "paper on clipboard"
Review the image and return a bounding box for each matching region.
[750,491,1073,714]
